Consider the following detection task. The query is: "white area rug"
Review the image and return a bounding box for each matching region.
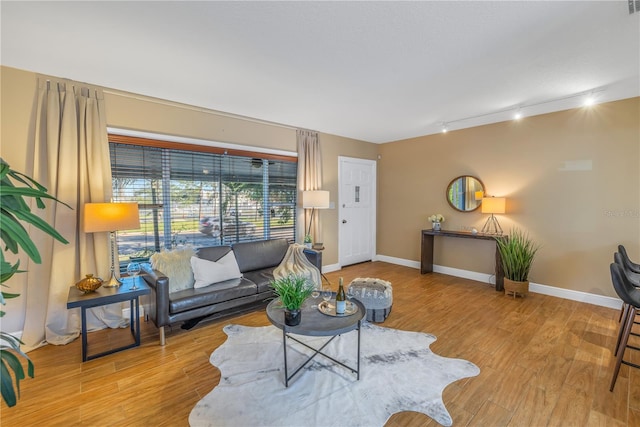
[189,323,480,427]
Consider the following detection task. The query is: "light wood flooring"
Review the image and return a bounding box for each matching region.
[2,261,639,426]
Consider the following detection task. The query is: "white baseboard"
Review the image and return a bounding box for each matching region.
[528,282,622,309]
[374,254,622,310]
[374,254,421,269]
[322,263,342,273]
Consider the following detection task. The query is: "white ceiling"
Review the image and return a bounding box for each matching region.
[2,1,639,143]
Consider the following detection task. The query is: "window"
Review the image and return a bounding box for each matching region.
[109,135,297,267]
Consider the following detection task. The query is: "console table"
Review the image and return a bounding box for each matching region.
[421,229,505,291]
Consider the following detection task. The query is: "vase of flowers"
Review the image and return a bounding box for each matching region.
[428,214,445,231]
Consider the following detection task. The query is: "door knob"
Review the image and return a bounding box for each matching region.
[342,219,347,224]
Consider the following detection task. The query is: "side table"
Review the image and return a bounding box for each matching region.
[66,278,150,361]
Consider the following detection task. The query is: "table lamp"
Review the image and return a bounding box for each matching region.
[302,190,330,238]
[481,197,506,235]
[84,202,140,287]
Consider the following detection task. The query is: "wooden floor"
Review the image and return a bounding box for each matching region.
[2,262,639,426]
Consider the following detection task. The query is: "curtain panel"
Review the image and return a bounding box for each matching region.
[296,129,322,241]
[21,78,124,351]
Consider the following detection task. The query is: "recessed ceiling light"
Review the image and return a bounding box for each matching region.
[584,94,595,106]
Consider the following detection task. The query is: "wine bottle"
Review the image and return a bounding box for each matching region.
[336,277,346,314]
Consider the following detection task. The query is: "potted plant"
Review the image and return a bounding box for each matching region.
[303,234,312,248]
[0,159,69,407]
[495,228,540,298]
[270,274,314,326]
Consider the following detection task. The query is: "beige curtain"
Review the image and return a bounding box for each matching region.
[297,129,323,241]
[21,78,124,351]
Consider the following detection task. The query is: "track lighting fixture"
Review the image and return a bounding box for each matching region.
[438,88,603,133]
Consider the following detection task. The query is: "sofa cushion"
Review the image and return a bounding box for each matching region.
[150,247,195,293]
[191,251,243,289]
[232,238,288,273]
[196,246,232,262]
[168,277,257,314]
[242,268,278,293]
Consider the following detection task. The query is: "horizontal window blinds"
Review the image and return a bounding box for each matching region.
[109,138,297,266]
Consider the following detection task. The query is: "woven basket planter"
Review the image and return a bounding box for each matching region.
[504,278,529,298]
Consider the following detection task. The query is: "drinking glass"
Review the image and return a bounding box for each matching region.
[310,283,321,308]
[127,262,141,290]
[322,285,332,307]
[346,286,356,309]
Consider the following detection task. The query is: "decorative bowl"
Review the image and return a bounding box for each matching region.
[75,274,103,293]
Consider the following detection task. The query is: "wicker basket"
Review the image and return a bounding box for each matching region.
[504,278,529,298]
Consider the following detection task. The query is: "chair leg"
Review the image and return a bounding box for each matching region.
[611,307,636,391]
[615,303,630,356]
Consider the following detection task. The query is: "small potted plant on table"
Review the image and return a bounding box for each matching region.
[428,214,445,231]
[303,234,313,248]
[495,228,540,298]
[270,275,315,326]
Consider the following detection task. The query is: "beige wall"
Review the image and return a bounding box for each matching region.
[378,97,640,297]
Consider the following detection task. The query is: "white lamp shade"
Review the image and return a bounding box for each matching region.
[302,190,330,209]
[84,202,140,233]
[481,197,506,214]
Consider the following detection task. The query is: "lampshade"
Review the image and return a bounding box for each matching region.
[84,202,140,233]
[481,197,506,214]
[302,190,330,209]
[474,191,484,201]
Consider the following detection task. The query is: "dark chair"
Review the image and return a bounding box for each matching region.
[619,245,640,274]
[614,247,640,323]
[613,253,640,355]
[609,262,640,391]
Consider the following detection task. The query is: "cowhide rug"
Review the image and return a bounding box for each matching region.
[189,323,479,427]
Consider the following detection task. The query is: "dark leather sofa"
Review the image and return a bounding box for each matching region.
[141,238,321,345]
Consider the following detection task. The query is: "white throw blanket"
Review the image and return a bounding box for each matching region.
[273,243,321,288]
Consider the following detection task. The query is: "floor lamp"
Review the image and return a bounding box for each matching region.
[302,190,330,239]
[84,202,140,287]
[481,197,506,235]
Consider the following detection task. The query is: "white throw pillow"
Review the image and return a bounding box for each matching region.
[191,251,243,289]
[150,247,196,293]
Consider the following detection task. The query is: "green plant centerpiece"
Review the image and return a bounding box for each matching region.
[0,158,69,407]
[270,274,314,326]
[495,228,540,298]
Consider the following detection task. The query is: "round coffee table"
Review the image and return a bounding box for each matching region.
[266,295,366,387]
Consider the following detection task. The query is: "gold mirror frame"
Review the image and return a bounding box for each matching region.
[446,175,485,212]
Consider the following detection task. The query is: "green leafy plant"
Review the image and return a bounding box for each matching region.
[303,234,312,244]
[495,228,540,282]
[270,275,314,311]
[0,158,70,407]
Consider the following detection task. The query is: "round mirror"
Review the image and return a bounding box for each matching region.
[446,176,485,212]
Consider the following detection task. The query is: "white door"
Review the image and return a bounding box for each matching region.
[339,156,376,267]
